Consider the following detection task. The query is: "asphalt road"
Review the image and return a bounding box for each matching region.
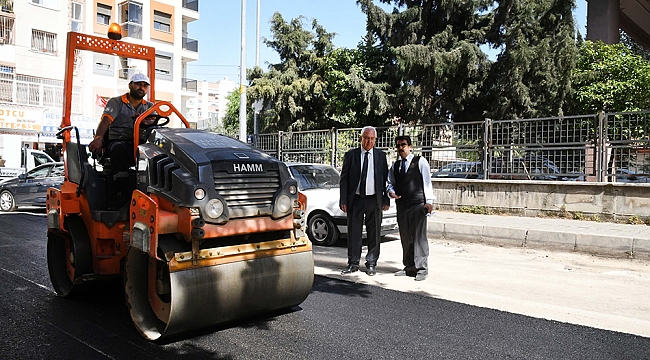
[1,211,649,360]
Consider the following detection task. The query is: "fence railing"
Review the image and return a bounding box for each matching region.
[248,112,650,183]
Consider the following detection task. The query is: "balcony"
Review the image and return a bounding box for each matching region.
[182,0,198,12]
[1,0,13,13]
[182,78,197,92]
[182,37,198,52]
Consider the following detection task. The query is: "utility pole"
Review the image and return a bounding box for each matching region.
[253,0,262,135]
[256,0,260,68]
[239,0,247,142]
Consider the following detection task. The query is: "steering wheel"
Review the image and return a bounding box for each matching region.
[141,114,170,128]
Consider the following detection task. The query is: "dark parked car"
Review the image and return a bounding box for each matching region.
[614,168,650,183]
[489,157,583,181]
[433,162,483,179]
[0,162,64,212]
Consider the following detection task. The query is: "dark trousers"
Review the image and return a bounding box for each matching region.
[396,202,429,274]
[347,194,382,267]
[108,140,135,172]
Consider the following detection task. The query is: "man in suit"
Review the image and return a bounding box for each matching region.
[387,135,434,281]
[339,126,390,276]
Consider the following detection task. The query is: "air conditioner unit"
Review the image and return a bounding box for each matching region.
[0,38,5,45]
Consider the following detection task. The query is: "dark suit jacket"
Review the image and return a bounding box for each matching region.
[339,147,390,210]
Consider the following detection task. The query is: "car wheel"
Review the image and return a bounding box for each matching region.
[307,213,339,246]
[0,190,16,212]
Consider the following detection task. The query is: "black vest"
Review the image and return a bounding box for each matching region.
[393,156,425,205]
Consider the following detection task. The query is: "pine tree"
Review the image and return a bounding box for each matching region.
[357,0,493,124]
[484,0,576,120]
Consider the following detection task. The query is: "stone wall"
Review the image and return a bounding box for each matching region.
[433,179,650,223]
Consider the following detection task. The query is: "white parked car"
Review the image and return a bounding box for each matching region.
[286,162,398,246]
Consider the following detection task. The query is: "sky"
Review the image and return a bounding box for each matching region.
[186,0,588,84]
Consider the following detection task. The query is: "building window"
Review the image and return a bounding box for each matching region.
[97,3,111,25]
[31,29,57,55]
[0,66,14,102]
[153,10,171,33]
[31,0,58,9]
[155,52,172,80]
[71,2,82,32]
[0,14,14,45]
[43,84,62,107]
[16,83,39,106]
[119,1,142,39]
[93,53,114,76]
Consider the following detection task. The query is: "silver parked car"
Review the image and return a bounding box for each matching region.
[0,162,64,212]
[286,162,398,246]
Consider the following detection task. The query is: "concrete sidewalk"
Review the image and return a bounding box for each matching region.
[428,211,650,259]
[312,211,650,338]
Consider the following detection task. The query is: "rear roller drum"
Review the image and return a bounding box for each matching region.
[47,216,93,297]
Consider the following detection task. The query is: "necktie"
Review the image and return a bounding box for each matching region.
[401,158,407,175]
[359,151,369,197]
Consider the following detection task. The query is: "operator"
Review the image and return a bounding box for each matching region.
[88,73,153,172]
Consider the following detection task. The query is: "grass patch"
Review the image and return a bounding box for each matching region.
[459,205,491,215]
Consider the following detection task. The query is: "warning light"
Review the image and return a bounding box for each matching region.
[108,23,122,40]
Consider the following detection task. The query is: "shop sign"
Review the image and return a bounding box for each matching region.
[0,129,39,142]
[0,106,43,131]
[42,110,99,145]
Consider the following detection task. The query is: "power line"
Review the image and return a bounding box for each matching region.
[187,64,240,67]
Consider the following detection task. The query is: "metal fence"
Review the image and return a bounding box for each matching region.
[248,111,650,183]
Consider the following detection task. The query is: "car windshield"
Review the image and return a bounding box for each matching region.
[26,166,51,179]
[50,165,64,177]
[289,164,340,190]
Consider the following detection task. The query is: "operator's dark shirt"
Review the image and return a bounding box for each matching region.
[103,93,153,141]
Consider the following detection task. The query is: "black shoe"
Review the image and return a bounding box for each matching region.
[367,265,376,276]
[341,265,359,274]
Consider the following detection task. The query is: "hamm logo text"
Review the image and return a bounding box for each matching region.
[233,163,263,172]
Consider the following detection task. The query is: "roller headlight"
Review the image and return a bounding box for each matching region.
[289,184,297,195]
[205,199,224,218]
[194,188,206,200]
[276,194,292,214]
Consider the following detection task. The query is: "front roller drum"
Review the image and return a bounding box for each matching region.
[124,248,314,341]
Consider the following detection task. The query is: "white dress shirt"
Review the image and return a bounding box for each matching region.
[357,147,376,196]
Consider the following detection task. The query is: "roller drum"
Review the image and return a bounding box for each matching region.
[125,249,314,341]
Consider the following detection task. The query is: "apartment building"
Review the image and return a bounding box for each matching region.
[0,0,199,165]
[188,79,236,130]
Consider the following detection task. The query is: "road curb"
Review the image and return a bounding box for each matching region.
[427,214,649,259]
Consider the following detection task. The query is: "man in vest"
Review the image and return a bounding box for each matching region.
[387,135,435,281]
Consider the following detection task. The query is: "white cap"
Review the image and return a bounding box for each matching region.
[130,73,150,84]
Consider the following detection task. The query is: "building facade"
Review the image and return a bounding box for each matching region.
[0,0,199,164]
[188,79,236,130]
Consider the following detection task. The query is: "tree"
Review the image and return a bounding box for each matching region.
[483,0,576,120]
[221,89,253,136]
[572,40,650,113]
[620,30,650,61]
[322,45,392,127]
[247,13,335,132]
[356,0,493,124]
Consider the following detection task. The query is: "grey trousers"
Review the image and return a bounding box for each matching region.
[396,202,429,274]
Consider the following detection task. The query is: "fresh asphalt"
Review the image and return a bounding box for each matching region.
[0,211,649,359]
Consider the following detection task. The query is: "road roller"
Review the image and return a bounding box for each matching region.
[46,28,313,341]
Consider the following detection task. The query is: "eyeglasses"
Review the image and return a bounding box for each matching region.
[396,143,409,148]
[361,136,376,141]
